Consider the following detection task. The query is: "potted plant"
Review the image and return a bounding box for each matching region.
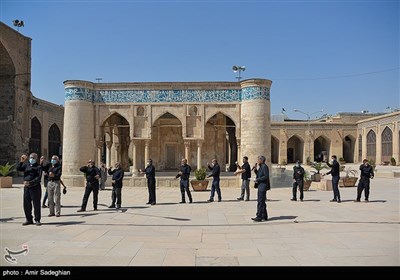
[190,167,209,191]
[303,170,312,191]
[339,157,346,165]
[390,157,396,166]
[310,162,328,182]
[0,162,16,188]
[339,167,358,187]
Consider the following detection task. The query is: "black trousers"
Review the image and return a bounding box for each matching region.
[180,179,192,202]
[256,183,268,220]
[147,178,156,203]
[357,177,370,200]
[23,185,42,222]
[111,187,122,206]
[332,175,341,200]
[292,179,304,200]
[210,178,221,201]
[42,178,48,205]
[81,182,99,210]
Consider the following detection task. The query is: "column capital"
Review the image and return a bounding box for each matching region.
[197,140,203,147]
[106,141,113,149]
[95,140,104,149]
[184,140,191,148]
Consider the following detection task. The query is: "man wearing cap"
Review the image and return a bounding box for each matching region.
[355,159,374,202]
[77,160,101,212]
[292,160,305,201]
[139,159,156,205]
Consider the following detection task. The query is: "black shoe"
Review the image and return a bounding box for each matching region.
[35,221,42,226]
[337,199,341,203]
[189,200,192,204]
[251,217,262,222]
[77,209,85,212]
[291,198,297,201]
[354,199,360,202]
[56,214,60,217]
[146,202,151,205]
[218,199,222,202]
[48,214,55,217]
[207,199,213,202]
[150,203,156,205]
[179,201,186,204]
[330,199,337,202]
[300,199,303,202]
[42,205,47,208]
[116,205,121,209]
[22,221,33,226]
[237,197,244,201]
[364,199,369,202]
[93,208,98,211]
[108,205,116,208]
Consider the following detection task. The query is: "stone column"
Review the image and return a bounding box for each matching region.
[131,139,138,176]
[393,121,399,164]
[96,140,103,165]
[184,140,191,165]
[106,141,112,167]
[113,143,120,164]
[144,140,150,164]
[236,138,241,163]
[240,79,272,166]
[376,126,382,164]
[197,140,202,169]
[361,128,367,160]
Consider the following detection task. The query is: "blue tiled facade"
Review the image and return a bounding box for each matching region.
[65,86,270,103]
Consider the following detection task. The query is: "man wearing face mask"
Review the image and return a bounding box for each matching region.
[292,160,305,201]
[108,162,124,209]
[77,160,101,212]
[139,159,156,205]
[47,155,62,217]
[355,159,374,202]
[323,155,341,203]
[17,153,43,226]
[175,158,192,203]
[207,159,221,202]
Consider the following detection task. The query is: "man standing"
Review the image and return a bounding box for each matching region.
[176,158,192,203]
[252,155,270,222]
[355,159,374,202]
[99,161,108,190]
[139,159,156,205]
[207,159,221,202]
[324,155,341,203]
[292,160,305,201]
[77,160,100,212]
[47,155,62,217]
[108,162,124,209]
[17,153,42,226]
[40,156,51,208]
[234,156,251,201]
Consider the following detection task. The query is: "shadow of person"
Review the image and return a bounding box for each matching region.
[267,215,297,221]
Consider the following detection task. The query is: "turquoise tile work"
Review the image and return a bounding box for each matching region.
[65,86,270,103]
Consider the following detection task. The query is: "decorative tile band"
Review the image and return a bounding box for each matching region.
[65,86,270,103]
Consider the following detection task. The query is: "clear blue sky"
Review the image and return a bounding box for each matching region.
[1,0,399,119]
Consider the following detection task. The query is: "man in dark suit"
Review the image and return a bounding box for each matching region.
[176,158,192,203]
[140,159,156,205]
[252,155,270,222]
[207,159,221,202]
[77,160,101,212]
[324,155,341,203]
[108,162,124,209]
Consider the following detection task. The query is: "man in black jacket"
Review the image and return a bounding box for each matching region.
[355,159,374,202]
[140,159,156,205]
[108,162,124,209]
[77,160,101,212]
[252,155,270,222]
[324,155,341,203]
[47,155,62,217]
[207,159,221,202]
[176,158,192,203]
[292,160,305,201]
[234,156,251,201]
[17,153,43,226]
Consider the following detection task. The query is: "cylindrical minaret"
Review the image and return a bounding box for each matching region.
[62,80,96,180]
[240,79,272,166]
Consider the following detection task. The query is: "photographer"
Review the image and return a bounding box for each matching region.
[108,162,124,209]
[77,160,100,212]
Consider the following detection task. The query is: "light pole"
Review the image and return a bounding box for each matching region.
[293,109,324,163]
[232,65,245,81]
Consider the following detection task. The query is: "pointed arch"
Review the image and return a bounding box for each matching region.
[48,123,61,157]
[29,117,42,156]
[366,129,376,161]
[358,134,362,162]
[314,135,330,162]
[271,135,279,164]
[287,135,304,163]
[343,135,355,163]
[381,126,393,162]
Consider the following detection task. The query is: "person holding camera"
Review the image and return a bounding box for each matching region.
[292,160,305,201]
[108,162,124,209]
[355,159,374,202]
[139,159,156,205]
[252,155,270,222]
[323,155,341,203]
[234,156,251,201]
[99,161,108,190]
[207,159,221,202]
[175,158,192,203]
[17,153,43,226]
[77,160,101,212]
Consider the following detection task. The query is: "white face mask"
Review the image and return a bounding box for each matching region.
[296,163,300,167]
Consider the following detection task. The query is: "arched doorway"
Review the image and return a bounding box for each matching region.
[343,135,355,163]
[287,135,304,163]
[29,117,41,157]
[151,112,183,170]
[314,136,330,162]
[102,113,130,171]
[48,124,61,158]
[358,134,362,162]
[366,130,376,161]
[271,136,279,164]
[381,127,393,163]
[205,113,237,171]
